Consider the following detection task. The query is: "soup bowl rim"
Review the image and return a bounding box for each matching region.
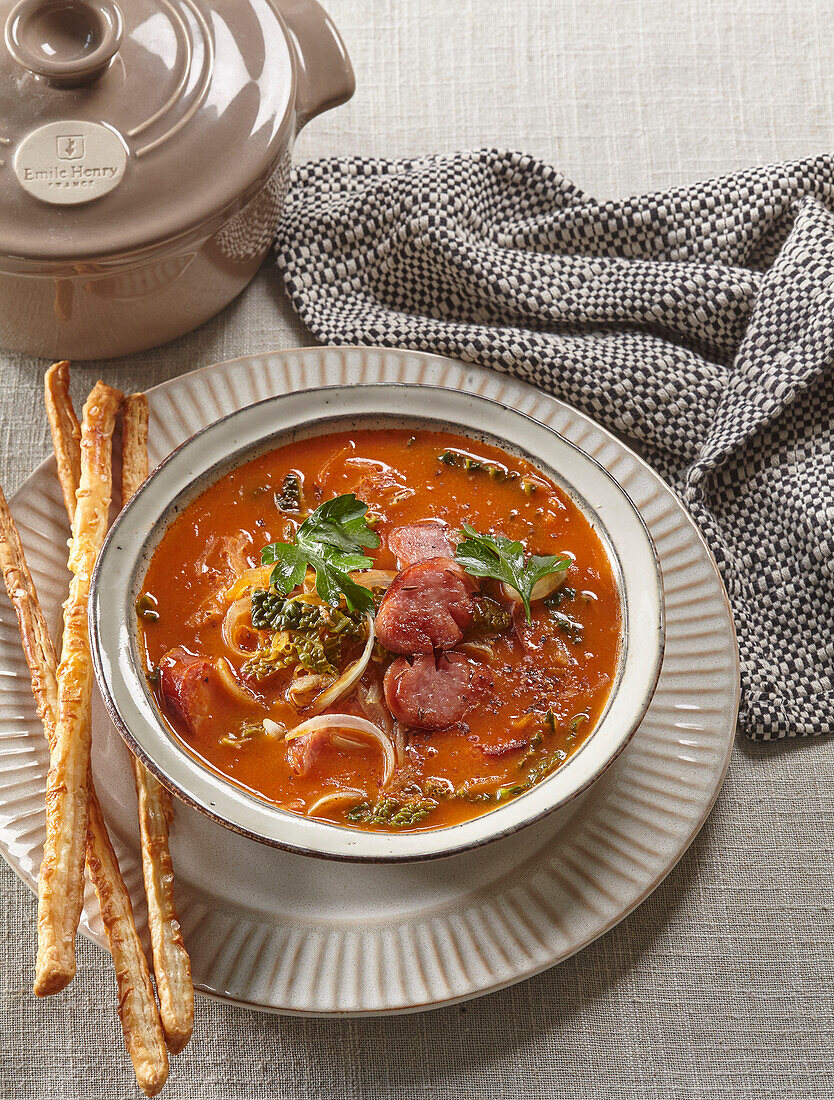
[90,382,665,862]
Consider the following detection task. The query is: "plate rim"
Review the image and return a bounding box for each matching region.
[0,344,739,1016]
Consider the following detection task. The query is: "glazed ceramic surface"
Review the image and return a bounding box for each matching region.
[0,348,739,1013]
[0,0,354,358]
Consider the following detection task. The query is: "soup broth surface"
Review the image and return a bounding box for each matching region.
[139,428,621,832]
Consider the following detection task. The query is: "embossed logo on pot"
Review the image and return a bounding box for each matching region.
[14,121,127,205]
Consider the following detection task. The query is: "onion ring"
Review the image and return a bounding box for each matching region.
[308,616,375,714]
[222,565,272,603]
[284,713,395,786]
[221,597,260,658]
[306,789,369,817]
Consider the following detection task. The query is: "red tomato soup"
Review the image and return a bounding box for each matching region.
[138,429,621,832]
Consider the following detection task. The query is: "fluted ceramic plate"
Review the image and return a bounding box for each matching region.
[0,347,738,1016]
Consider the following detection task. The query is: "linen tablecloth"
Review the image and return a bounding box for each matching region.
[1,2,833,1097]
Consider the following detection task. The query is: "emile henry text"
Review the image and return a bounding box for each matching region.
[21,164,121,181]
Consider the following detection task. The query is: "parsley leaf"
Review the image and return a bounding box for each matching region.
[261,494,380,615]
[454,523,570,622]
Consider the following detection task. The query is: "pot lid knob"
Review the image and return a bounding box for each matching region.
[5,0,123,87]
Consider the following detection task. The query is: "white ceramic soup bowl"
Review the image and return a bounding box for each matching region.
[91,384,664,862]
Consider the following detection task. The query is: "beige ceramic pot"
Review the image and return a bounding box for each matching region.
[0,0,354,359]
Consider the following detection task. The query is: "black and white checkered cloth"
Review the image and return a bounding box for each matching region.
[275,150,834,740]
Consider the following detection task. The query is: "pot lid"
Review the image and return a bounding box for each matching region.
[0,0,296,263]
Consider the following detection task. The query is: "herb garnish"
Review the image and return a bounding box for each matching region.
[261,493,380,615]
[454,524,570,623]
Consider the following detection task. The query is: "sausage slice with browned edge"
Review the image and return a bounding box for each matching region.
[383,652,492,730]
[286,728,330,776]
[159,648,218,736]
[374,557,476,654]
[159,647,256,736]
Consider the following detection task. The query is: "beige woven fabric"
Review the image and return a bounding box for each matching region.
[1,1,833,1096]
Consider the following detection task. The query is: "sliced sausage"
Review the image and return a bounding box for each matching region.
[286,728,330,776]
[158,648,218,736]
[383,652,492,730]
[387,523,453,567]
[375,557,476,654]
[158,648,256,735]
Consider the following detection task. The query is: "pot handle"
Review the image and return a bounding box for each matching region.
[276,0,355,128]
